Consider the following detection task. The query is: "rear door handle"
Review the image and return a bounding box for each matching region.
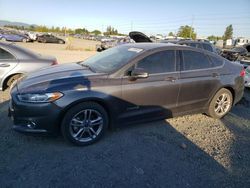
[212,73,219,77]
[165,77,176,82]
[0,63,10,67]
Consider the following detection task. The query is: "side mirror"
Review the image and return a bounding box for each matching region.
[129,68,149,80]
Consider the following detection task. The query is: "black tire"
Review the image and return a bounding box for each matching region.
[58,40,64,44]
[61,102,108,146]
[22,38,27,43]
[207,88,233,119]
[6,74,23,88]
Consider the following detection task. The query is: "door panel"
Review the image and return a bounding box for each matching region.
[0,48,18,87]
[177,50,220,112]
[120,49,180,122]
[121,72,180,122]
[0,59,18,86]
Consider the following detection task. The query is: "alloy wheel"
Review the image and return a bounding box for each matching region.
[214,93,231,116]
[69,109,103,143]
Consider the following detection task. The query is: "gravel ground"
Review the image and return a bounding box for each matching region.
[0,42,249,187]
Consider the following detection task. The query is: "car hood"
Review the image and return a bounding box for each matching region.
[17,62,107,93]
[129,31,152,43]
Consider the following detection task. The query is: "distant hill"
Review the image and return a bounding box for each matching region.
[0,20,37,28]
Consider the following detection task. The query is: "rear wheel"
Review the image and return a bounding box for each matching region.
[1,38,6,42]
[207,88,233,119]
[58,40,64,44]
[22,38,27,43]
[61,102,108,146]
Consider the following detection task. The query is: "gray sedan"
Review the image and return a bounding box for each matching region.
[0,42,57,90]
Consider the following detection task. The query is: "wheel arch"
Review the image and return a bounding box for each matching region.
[208,85,235,107]
[57,98,114,131]
[2,73,24,90]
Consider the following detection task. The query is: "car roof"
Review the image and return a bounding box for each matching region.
[122,42,181,50]
[0,41,39,59]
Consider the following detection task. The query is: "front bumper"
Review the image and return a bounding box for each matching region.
[8,94,63,135]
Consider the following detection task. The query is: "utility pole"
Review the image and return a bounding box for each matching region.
[190,15,194,39]
[131,21,133,31]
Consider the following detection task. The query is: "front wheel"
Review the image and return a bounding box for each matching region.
[61,102,108,146]
[207,88,233,119]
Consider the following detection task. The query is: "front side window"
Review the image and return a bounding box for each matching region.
[0,48,15,60]
[136,50,176,74]
[182,50,212,71]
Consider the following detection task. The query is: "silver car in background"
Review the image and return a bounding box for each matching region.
[0,42,58,90]
[245,66,250,88]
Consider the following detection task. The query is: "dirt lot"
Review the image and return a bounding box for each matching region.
[18,37,98,63]
[0,40,250,187]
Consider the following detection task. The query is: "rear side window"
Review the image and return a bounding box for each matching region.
[0,48,15,60]
[208,55,224,67]
[136,50,176,74]
[182,50,212,71]
[202,43,213,52]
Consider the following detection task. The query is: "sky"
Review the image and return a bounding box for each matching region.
[0,0,250,37]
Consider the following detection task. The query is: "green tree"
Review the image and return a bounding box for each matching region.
[104,26,118,35]
[91,30,102,35]
[223,24,233,41]
[207,35,222,41]
[168,32,174,36]
[177,25,196,39]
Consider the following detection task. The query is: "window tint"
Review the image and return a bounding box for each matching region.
[136,50,176,74]
[182,50,212,71]
[0,48,15,60]
[208,55,224,67]
[202,43,213,52]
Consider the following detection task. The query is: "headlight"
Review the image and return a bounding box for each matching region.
[17,92,63,103]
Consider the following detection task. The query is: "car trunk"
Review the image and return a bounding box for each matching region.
[129,31,152,43]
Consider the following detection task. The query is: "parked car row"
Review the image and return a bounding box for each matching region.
[0,28,65,44]
[4,41,245,146]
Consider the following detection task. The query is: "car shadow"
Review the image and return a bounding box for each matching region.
[220,89,250,187]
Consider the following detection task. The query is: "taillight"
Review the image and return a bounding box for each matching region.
[240,69,245,77]
[51,60,58,65]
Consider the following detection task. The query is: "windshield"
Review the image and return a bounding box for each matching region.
[80,45,144,73]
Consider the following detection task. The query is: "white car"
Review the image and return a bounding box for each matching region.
[245,66,250,88]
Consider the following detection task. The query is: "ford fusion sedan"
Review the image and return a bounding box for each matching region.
[9,43,245,146]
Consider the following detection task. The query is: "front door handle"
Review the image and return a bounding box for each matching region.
[165,77,176,82]
[0,63,10,67]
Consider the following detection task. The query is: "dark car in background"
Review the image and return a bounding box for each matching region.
[37,34,65,44]
[9,43,245,146]
[0,42,58,91]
